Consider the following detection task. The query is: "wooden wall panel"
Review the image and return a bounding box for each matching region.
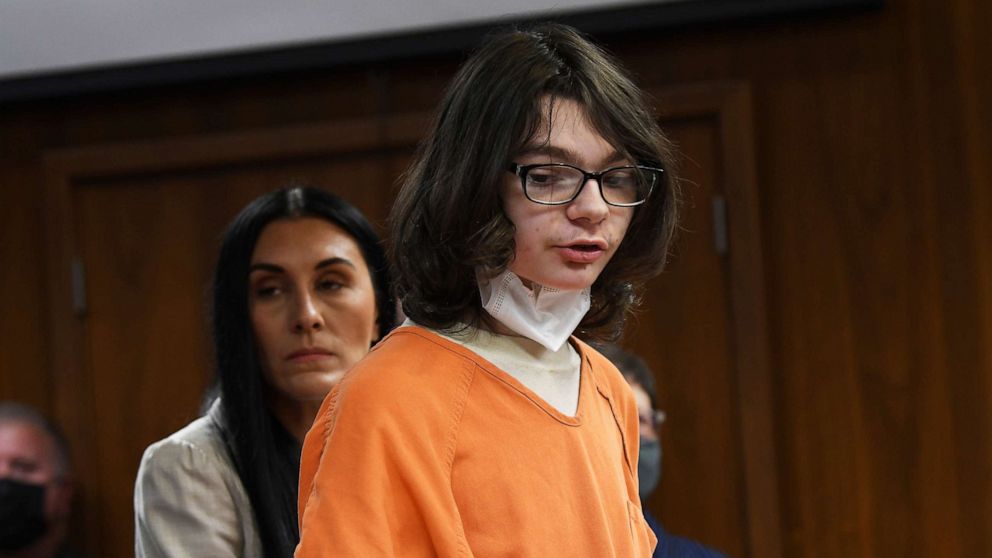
[0,147,50,408]
[905,2,992,556]
[760,70,915,557]
[0,109,54,420]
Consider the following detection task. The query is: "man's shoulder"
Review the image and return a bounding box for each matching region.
[311,326,480,453]
[355,326,478,379]
[339,326,480,408]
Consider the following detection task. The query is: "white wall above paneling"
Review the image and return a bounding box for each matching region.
[0,0,685,79]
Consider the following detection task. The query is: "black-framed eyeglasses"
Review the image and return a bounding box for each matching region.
[506,162,662,207]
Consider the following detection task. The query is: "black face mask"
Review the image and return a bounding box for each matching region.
[0,478,48,551]
[638,438,662,501]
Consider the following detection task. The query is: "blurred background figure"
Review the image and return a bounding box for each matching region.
[597,345,728,558]
[0,402,77,558]
[133,186,395,557]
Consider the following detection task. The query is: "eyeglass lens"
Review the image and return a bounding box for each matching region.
[523,165,655,205]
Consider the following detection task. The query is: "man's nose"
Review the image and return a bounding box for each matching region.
[567,177,610,223]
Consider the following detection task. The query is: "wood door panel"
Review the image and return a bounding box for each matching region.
[625,116,744,557]
[71,147,412,558]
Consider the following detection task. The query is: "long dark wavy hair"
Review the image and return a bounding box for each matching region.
[390,23,679,341]
[210,186,395,557]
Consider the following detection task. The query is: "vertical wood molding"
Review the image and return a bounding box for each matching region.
[718,84,783,558]
[42,155,103,550]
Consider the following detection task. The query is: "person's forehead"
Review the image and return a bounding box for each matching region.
[0,421,56,465]
[518,98,622,163]
[528,97,600,138]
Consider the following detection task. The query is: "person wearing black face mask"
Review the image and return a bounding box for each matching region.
[0,402,77,558]
[597,345,728,558]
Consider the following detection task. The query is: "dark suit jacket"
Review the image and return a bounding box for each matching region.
[644,510,729,558]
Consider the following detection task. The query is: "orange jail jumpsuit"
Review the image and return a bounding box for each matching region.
[296,326,656,557]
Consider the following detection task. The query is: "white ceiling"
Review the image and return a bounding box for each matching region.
[0,0,684,80]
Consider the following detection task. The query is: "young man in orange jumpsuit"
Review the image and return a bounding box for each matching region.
[296,23,679,557]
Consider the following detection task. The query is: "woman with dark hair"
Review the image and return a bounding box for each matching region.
[297,24,678,557]
[134,186,395,558]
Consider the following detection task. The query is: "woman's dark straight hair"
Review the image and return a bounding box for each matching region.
[390,23,679,341]
[211,186,395,558]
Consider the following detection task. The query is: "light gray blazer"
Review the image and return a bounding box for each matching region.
[134,400,264,557]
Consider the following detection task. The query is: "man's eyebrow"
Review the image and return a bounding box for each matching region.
[515,144,625,166]
[516,144,576,161]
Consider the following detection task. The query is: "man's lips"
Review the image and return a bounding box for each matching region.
[285,348,334,362]
[560,238,608,250]
[556,240,608,263]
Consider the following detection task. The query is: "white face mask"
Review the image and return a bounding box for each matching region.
[478,269,591,352]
